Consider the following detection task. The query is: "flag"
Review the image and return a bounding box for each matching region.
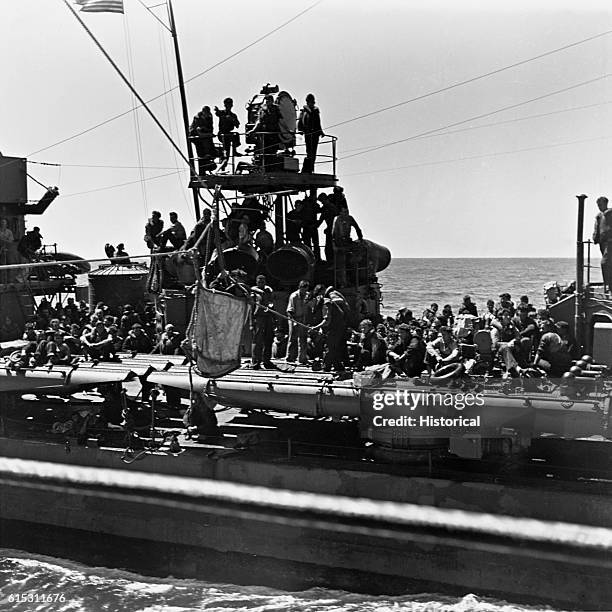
[75,0,124,13]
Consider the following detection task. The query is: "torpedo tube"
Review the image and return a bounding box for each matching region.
[266,243,315,283]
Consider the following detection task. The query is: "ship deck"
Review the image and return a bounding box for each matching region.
[2,353,612,515]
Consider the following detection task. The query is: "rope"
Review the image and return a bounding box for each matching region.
[61,0,206,205]
[25,172,49,190]
[0,249,181,272]
[123,8,149,217]
[261,305,313,332]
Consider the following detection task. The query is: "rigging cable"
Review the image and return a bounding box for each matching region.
[327,28,612,131]
[340,99,612,154]
[339,73,612,161]
[158,21,193,220]
[61,0,215,211]
[123,3,150,216]
[59,170,186,199]
[28,98,612,169]
[25,172,49,190]
[61,2,193,171]
[27,1,323,158]
[342,134,612,178]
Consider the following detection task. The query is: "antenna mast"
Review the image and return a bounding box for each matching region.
[167,0,201,220]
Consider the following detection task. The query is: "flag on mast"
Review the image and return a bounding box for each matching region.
[75,0,124,13]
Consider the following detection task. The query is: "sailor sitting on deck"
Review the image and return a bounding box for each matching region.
[154,323,182,356]
[157,212,187,250]
[496,293,515,316]
[482,299,496,328]
[421,303,439,325]
[354,318,387,369]
[532,320,573,377]
[387,323,426,377]
[119,304,142,337]
[44,332,72,365]
[81,322,113,361]
[114,243,131,264]
[458,295,478,316]
[425,326,459,372]
[122,323,152,354]
[491,308,527,378]
[144,211,164,251]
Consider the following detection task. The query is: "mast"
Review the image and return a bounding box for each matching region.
[575,194,587,351]
[167,0,201,220]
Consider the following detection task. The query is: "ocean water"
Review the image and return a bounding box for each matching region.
[377,258,590,317]
[0,550,557,612]
[0,258,583,611]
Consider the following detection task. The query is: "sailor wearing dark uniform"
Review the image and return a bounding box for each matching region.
[183,208,213,263]
[312,287,350,372]
[215,97,241,170]
[458,295,478,316]
[533,320,573,376]
[387,323,426,377]
[247,94,281,168]
[331,206,363,286]
[158,212,187,249]
[317,193,338,262]
[593,196,612,293]
[355,318,387,369]
[250,275,275,370]
[189,106,217,174]
[298,93,325,173]
[144,211,163,251]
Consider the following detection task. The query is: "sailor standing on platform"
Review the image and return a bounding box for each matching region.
[250,275,275,370]
[317,193,338,262]
[189,106,217,174]
[312,286,350,373]
[298,93,325,173]
[331,205,363,286]
[593,195,612,293]
[286,279,310,365]
[247,94,281,168]
[215,97,242,170]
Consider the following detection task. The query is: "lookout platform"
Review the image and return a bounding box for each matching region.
[191,170,337,194]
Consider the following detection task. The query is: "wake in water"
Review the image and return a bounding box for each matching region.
[0,549,562,612]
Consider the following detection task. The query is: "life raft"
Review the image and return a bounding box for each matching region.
[430,362,464,384]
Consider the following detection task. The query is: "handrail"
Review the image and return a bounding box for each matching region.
[191,130,338,176]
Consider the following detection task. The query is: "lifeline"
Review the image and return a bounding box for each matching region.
[372,415,481,427]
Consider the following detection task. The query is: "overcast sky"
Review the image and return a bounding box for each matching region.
[2,0,612,259]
